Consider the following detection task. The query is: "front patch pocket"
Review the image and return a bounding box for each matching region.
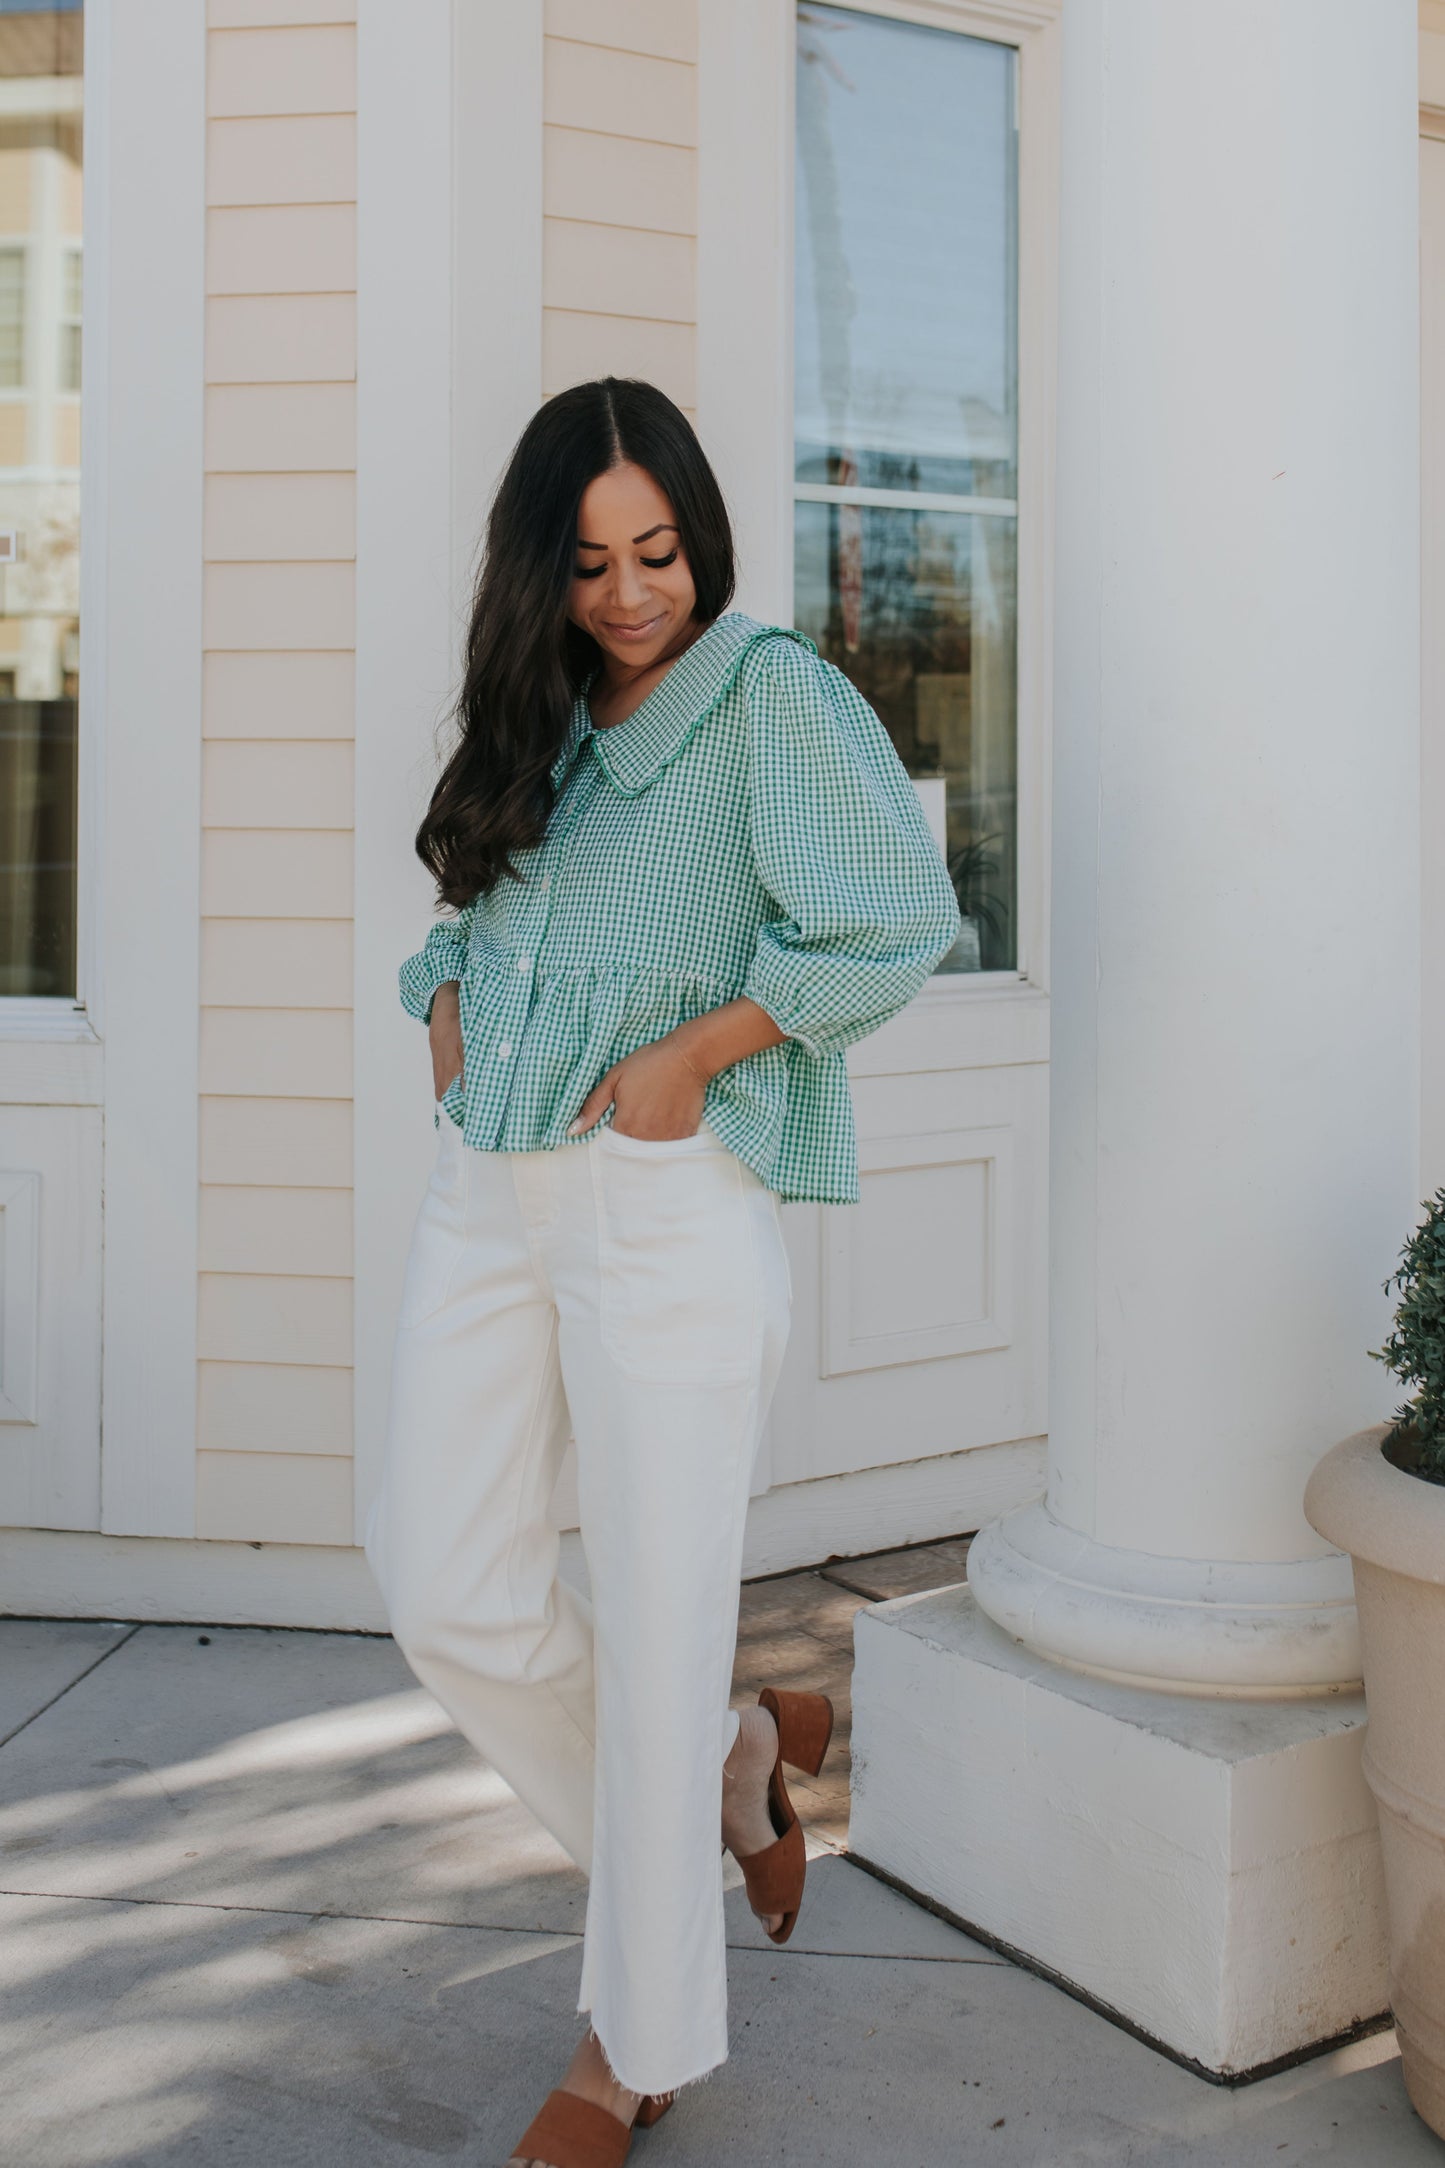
[593,1125,761,1385]
[397,1110,470,1329]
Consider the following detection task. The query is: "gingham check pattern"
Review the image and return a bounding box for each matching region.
[398,612,961,1203]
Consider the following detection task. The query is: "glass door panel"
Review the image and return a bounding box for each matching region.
[0,0,82,999]
[795,3,1019,971]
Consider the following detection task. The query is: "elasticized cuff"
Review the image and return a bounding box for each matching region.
[740,972,831,1061]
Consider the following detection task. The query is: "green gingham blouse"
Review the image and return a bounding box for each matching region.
[398,612,961,1204]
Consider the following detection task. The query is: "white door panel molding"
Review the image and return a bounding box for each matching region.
[821,1126,1014,1376]
[0,1105,101,1528]
[0,1169,39,1425]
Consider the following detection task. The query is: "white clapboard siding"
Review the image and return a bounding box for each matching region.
[542,4,698,412]
[203,650,355,737]
[543,127,695,236]
[199,1362,354,1458]
[199,1274,353,1369]
[205,475,356,563]
[199,3,357,1539]
[206,383,357,469]
[544,0,696,66]
[207,115,356,205]
[200,1097,354,1189]
[196,1450,353,1545]
[201,918,353,1008]
[207,203,356,294]
[209,0,355,26]
[203,830,353,918]
[207,22,356,114]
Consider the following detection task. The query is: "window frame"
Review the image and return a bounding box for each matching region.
[698,0,1060,1000]
[58,242,81,393]
[0,51,93,1032]
[0,241,26,391]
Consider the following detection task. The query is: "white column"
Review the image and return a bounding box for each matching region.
[966,0,1421,1691]
[850,0,1418,2072]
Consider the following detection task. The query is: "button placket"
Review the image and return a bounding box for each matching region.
[491,750,594,1136]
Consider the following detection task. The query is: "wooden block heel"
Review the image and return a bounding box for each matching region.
[762,1684,835,1777]
[736,1685,835,1946]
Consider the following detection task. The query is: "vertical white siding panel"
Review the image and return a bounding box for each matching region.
[696,0,792,618]
[99,0,207,1537]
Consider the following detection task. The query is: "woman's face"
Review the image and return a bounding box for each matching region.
[567,461,699,672]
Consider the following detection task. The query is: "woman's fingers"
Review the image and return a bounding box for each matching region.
[432,1051,463,1097]
[429,1007,464,1100]
[567,1066,620,1135]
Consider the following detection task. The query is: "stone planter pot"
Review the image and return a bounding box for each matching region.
[1305,1423,1445,2139]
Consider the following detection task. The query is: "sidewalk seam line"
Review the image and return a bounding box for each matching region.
[0,1883,1008,1962]
[0,1886,583,1937]
[0,1624,145,1752]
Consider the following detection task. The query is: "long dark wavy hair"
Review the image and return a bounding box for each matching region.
[416,377,737,908]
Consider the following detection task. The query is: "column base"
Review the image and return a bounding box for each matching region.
[967,1503,1361,1695]
[849,1587,1389,2076]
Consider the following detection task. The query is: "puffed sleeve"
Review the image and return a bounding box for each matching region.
[739,641,962,1058]
[398,902,475,1024]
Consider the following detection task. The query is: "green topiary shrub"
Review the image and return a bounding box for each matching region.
[1371,1188,1445,1486]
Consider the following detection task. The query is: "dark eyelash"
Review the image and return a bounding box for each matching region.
[573,548,680,580]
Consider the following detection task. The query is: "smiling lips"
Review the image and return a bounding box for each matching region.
[604,615,665,641]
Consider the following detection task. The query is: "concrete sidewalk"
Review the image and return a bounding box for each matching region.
[0,1615,1436,2167]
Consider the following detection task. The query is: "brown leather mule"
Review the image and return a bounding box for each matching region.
[509,2087,672,2168]
[511,2081,680,2168]
[734,1685,836,1945]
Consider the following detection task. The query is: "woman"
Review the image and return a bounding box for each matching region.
[364,377,960,2168]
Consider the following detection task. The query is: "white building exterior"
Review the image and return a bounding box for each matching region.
[0,0,1440,2081]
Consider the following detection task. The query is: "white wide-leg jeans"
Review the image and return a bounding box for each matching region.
[364,1103,793,2096]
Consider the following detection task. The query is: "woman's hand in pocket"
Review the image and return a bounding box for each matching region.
[568,1033,708,1140]
[429,981,464,1100]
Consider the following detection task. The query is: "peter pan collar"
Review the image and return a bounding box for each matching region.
[552,613,815,799]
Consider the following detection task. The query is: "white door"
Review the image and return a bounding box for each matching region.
[747,2,1052,1539]
[0,24,100,1532]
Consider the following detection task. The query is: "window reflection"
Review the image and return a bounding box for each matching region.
[0,0,81,1001]
[795,4,1019,972]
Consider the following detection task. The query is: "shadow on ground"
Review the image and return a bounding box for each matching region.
[0,1580,1435,2167]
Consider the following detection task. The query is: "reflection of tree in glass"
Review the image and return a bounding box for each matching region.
[815,487,970,769]
[796,8,857,471]
[808,494,1013,970]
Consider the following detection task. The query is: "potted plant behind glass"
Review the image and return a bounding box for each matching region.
[942,832,1008,974]
[1305,1190,1445,2141]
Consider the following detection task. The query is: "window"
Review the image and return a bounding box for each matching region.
[59,244,79,390]
[0,0,82,1000]
[794,3,1020,973]
[0,247,25,389]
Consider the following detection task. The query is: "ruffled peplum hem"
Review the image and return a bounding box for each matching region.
[442,960,859,1205]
